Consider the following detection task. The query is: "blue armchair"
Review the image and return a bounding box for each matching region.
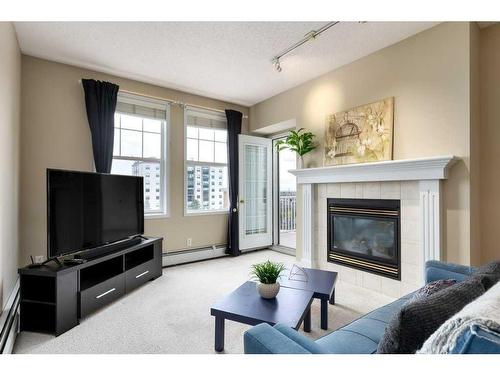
[243,260,492,354]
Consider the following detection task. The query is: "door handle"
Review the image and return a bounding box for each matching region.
[239,199,245,204]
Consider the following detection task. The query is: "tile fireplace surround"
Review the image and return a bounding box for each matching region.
[290,156,457,298]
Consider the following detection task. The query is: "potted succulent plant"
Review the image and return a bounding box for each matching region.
[275,128,317,169]
[250,260,286,299]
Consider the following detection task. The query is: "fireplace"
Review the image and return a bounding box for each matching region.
[327,198,401,280]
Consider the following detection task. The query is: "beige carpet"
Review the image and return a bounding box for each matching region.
[14,250,394,354]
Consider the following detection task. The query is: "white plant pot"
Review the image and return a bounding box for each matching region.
[257,282,280,299]
[297,155,304,169]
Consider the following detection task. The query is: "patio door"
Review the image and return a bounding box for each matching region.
[238,135,273,250]
[272,135,297,253]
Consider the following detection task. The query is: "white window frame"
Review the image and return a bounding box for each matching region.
[183,107,229,216]
[112,92,170,219]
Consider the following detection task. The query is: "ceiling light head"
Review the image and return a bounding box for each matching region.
[273,58,282,73]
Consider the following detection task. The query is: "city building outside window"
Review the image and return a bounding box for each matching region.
[111,92,169,217]
[185,107,229,214]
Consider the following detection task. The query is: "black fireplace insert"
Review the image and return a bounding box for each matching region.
[327,198,401,280]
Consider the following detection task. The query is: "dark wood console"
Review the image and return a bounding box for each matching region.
[18,237,163,336]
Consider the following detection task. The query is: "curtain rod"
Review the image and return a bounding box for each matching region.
[78,80,248,119]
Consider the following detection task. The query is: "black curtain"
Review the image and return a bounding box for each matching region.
[82,79,119,173]
[225,110,243,256]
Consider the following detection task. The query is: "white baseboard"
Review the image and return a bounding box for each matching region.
[162,245,227,267]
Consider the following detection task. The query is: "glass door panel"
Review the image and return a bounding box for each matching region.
[239,135,272,250]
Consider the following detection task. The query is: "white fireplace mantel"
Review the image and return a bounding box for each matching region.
[289,155,458,275]
[290,155,457,185]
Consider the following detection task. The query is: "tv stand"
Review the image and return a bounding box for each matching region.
[27,256,62,269]
[18,237,163,336]
[74,237,142,260]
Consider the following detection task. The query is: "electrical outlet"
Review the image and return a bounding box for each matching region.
[187,238,192,247]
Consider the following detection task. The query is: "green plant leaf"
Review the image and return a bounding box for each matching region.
[276,128,316,158]
[250,260,286,284]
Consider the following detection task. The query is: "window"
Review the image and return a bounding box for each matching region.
[185,107,229,214]
[111,92,169,216]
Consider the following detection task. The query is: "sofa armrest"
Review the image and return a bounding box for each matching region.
[425,260,476,284]
[244,323,312,354]
[274,324,328,353]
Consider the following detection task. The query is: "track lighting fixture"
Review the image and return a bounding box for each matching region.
[270,21,342,73]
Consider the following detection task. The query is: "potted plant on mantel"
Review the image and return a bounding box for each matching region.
[250,260,286,299]
[275,128,317,169]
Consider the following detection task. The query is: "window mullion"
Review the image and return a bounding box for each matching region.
[197,134,200,164]
[118,115,122,156]
[141,119,144,159]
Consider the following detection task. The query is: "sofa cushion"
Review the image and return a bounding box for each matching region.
[377,277,486,354]
[316,329,379,354]
[338,318,388,343]
[315,293,414,354]
[363,293,413,324]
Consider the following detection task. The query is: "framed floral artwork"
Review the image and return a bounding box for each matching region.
[324,97,394,166]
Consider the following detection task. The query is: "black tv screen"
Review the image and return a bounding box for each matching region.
[47,169,144,258]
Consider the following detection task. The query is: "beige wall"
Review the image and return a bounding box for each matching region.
[469,22,482,265]
[20,56,248,264]
[250,22,478,265]
[479,24,500,263]
[0,23,21,308]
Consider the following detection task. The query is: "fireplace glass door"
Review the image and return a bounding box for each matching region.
[332,215,397,264]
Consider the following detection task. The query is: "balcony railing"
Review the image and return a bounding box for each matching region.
[279,194,296,232]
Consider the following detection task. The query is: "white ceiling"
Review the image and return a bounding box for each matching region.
[14,22,438,106]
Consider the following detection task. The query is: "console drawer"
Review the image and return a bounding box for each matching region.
[79,274,125,317]
[125,259,156,292]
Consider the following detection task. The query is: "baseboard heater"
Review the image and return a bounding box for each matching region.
[0,279,20,354]
[162,245,227,267]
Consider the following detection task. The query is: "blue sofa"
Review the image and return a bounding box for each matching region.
[243,261,499,354]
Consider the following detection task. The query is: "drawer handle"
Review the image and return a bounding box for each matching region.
[96,288,116,299]
[135,270,149,279]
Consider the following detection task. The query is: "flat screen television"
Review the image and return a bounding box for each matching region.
[47,169,144,258]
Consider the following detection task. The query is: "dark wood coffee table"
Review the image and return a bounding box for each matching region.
[280,267,338,330]
[210,281,314,352]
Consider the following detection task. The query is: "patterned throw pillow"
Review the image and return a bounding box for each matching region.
[473,261,500,290]
[377,277,486,354]
[475,261,500,276]
[406,279,457,304]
